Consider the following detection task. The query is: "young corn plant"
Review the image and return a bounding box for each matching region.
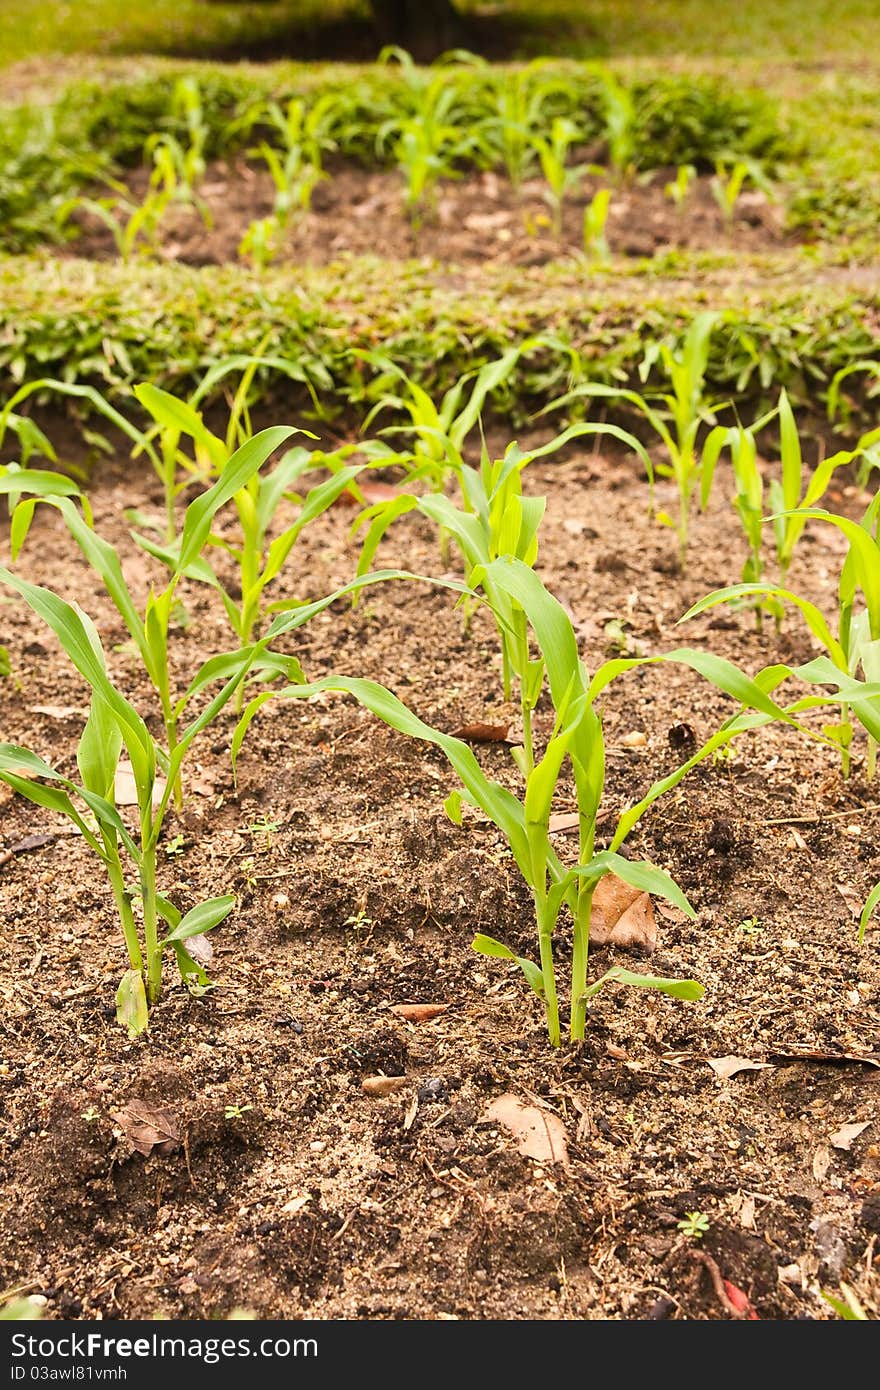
[375,48,480,225]
[533,116,586,238]
[236,558,795,1047]
[0,575,277,1037]
[480,60,578,193]
[664,163,697,217]
[711,157,772,232]
[699,391,856,629]
[353,420,653,763]
[826,360,880,487]
[594,67,636,182]
[356,338,562,497]
[582,187,611,262]
[130,382,371,665]
[680,493,880,788]
[7,424,304,806]
[143,77,212,227]
[542,311,725,566]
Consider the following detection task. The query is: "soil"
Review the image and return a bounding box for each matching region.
[1,413,879,1323]
[59,158,791,269]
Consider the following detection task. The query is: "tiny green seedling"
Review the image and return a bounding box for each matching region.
[737,915,763,937]
[582,187,611,262]
[164,833,186,858]
[664,163,696,215]
[677,1211,710,1240]
[224,1103,254,1121]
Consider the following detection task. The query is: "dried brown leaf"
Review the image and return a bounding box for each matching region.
[388,1003,449,1023]
[361,1076,409,1097]
[451,722,510,743]
[115,762,166,810]
[708,1055,775,1081]
[829,1120,871,1151]
[112,1100,180,1157]
[333,480,402,508]
[548,811,580,834]
[482,1093,569,1168]
[590,874,657,954]
[812,1144,832,1181]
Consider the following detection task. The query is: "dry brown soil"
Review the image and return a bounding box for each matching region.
[1,413,879,1322]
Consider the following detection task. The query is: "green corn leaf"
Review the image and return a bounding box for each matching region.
[582,964,704,1003]
[478,557,582,709]
[177,426,297,571]
[778,389,802,512]
[0,468,79,501]
[116,969,149,1038]
[859,881,880,945]
[574,850,695,917]
[471,933,545,998]
[160,894,235,946]
[134,382,227,472]
[10,499,37,561]
[679,582,846,666]
[0,567,155,796]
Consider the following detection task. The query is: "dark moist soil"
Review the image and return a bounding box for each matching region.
[59,159,791,269]
[1,418,879,1324]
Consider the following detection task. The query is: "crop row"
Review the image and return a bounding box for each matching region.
[2,329,879,1048]
[0,54,791,254]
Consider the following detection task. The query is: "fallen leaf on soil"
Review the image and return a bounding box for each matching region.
[112,1100,180,1157]
[31,704,87,719]
[361,1076,409,1097]
[388,1003,449,1023]
[768,1046,880,1069]
[0,832,57,867]
[590,874,657,953]
[450,723,510,743]
[548,811,580,834]
[333,480,402,507]
[830,1120,872,1151]
[708,1055,775,1080]
[482,1093,569,1168]
[185,934,214,966]
[115,762,167,810]
[813,1144,832,1181]
[606,1043,629,1060]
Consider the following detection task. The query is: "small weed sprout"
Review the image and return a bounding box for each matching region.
[677,1211,711,1240]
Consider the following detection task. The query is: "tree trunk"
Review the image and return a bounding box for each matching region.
[369,0,465,61]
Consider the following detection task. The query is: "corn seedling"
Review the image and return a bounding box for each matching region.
[822,1284,870,1321]
[582,187,611,262]
[710,157,771,231]
[0,570,284,1037]
[664,163,697,215]
[354,421,652,766]
[543,312,725,566]
[5,424,304,807]
[480,60,578,193]
[238,214,284,270]
[533,116,586,238]
[827,359,880,487]
[594,67,636,182]
[681,496,880,802]
[239,559,795,1047]
[700,391,856,628]
[130,382,370,663]
[245,97,339,231]
[375,48,480,225]
[143,77,212,226]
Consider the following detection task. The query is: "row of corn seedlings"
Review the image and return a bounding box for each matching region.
[1,332,877,1046]
[54,59,776,266]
